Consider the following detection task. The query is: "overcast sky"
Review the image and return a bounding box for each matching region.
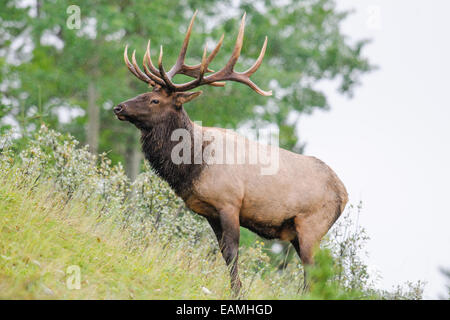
[299,0,450,298]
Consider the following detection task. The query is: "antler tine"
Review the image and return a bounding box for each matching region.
[223,12,246,74]
[166,10,224,86]
[197,41,219,82]
[142,42,166,86]
[144,40,162,77]
[232,35,272,96]
[199,46,208,76]
[171,13,244,85]
[167,10,197,78]
[179,33,226,87]
[243,36,267,77]
[124,45,139,78]
[206,33,224,68]
[131,49,160,86]
[124,45,155,85]
[193,43,221,88]
[230,74,272,96]
[158,46,177,90]
[202,34,226,87]
[193,45,209,86]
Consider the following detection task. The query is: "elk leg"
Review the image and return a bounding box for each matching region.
[290,237,311,292]
[208,208,241,295]
[206,217,223,242]
[292,235,315,292]
[293,212,331,291]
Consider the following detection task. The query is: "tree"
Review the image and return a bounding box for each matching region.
[0,0,372,174]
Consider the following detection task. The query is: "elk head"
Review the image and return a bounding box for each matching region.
[114,11,271,130]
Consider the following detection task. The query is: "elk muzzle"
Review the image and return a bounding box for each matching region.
[114,103,127,120]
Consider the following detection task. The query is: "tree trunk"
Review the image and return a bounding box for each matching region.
[125,132,142,181]
[86,81,99,154]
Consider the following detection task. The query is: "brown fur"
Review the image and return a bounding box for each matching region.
[114,87,348,295]
[115,13,349,295]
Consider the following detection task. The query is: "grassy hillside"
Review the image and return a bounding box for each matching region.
[0,179,233,299]
[0,126,424,299]
[0,127,302,299]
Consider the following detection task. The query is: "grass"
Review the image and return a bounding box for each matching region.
[0,177,239,299]
[0,171,310,299]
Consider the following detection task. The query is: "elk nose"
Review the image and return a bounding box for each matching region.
[114,104,124,114]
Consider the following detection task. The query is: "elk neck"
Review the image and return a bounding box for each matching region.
[140,108,204,198]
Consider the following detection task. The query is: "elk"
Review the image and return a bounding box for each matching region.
[114,11,348,295]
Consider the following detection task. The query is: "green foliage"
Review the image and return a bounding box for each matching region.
[0,127,424,299]
[325,202,374,292]
[303,249,367,299]
[0,0,373,172]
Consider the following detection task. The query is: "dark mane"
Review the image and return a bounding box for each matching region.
[140,109,204,198]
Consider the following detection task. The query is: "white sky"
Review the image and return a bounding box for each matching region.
[299,0,450,298]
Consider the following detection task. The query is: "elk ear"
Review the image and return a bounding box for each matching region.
[173,91,202,108]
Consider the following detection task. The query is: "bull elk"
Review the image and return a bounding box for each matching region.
[114,11,348,295]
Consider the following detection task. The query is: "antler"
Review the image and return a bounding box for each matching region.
[123,11,272,96]
[166,10,224,87]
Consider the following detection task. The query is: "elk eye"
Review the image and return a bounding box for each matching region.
[150,99,159,104]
